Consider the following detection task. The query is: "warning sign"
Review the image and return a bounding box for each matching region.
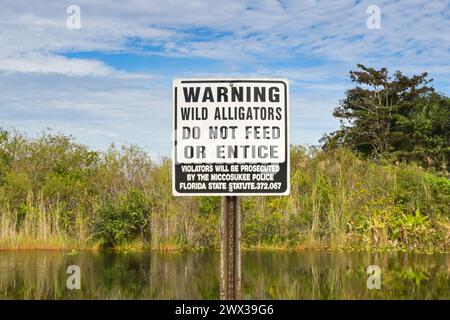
[172,79,290,196]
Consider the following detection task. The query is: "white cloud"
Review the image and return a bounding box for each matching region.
[0,53,114,76]
[0,71,171,155]
[1,0,449,66]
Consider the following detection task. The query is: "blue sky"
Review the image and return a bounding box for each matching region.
[0,0,449,157]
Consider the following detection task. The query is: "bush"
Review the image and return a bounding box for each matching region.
[0,129,448,252]
[95,188,151,248]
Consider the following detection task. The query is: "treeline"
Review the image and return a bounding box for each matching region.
[0,130,448,252]
[322,64,449,171]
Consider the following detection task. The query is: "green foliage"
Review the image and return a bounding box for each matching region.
[322,64,449,171]
[0,130,10,183]
[0,129,448,252]
[198,197,220,215]
[243,148,449,251]
[95,188,151,248]
[425,173,450,211]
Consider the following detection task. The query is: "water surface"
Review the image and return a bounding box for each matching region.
[0,250,448,299]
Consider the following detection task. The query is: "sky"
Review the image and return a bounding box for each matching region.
[0,0,449,157]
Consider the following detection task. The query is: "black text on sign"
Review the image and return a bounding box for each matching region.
[173,79,290,196]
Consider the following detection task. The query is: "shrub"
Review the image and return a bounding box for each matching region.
[95,188,151,248]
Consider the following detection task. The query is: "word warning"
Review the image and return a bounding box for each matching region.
[173,79,290,196]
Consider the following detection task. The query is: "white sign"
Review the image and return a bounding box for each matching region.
[173,79,290,196]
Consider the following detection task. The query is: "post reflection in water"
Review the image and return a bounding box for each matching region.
[0,250,448,299]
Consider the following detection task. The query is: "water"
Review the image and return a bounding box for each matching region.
[0,250,448,299]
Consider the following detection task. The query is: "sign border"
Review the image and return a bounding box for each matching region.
[172,78,290,196]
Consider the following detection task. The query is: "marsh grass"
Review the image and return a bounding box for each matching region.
[0,132,448,252]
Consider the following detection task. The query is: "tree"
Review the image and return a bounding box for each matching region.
[322,64,449,171]
[394,92,449,170]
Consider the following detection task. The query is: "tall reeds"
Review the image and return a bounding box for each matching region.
[0,132,448,251]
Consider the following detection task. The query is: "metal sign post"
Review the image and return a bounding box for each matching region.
[220,196,241,300]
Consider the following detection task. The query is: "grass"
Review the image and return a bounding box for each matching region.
[0,132,449,252]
